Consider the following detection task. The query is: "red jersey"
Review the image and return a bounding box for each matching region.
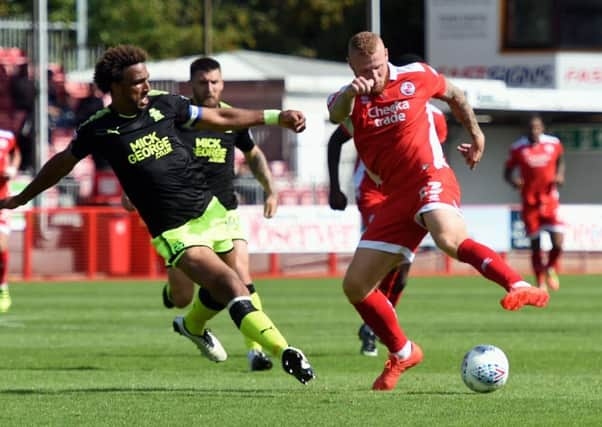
[340,101,448,201]
[505,134,563,206]
[0,129,17,197]
[329,62,448,195]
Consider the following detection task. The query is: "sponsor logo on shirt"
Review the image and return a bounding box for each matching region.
[194,137,227,163]
[127,131,173,164]
[522,151,552,168]
[368,100,410,127]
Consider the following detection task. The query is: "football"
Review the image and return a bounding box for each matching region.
[461,344,509,393]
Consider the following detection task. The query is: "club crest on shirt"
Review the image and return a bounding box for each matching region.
[360,96,371,104]
[400,81,415,96]
[544,144,555,153]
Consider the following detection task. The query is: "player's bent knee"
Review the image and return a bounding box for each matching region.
[342,277,371,303]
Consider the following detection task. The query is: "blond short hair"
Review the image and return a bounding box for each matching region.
[348,31,383,56]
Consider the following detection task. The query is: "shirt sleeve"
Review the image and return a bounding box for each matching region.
[172,94,202,127]
[422,63,447,99]
[234,128,256,152]
[69,126,94,160]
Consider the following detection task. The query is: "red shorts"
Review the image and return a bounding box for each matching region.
[359,167,461,261]
[356,187,387,232]
[522,194,563,237]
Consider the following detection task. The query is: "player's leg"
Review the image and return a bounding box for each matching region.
[423,208,548,310]
[223,238,273,371]
[529,236,545,289]
[541,201,564,291]
[545,230,563,291]
[523,206,546,288]
[355,190,389,357]
[379,261,410,307]
[0,229,11,313]
[178,247,313,383]
[357,262,410,357]
[162,267,196,308]
[157,199,313,383]
[344,247,423,390]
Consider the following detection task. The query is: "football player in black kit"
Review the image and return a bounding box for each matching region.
[130,57,279,372]
[0,45,314,385]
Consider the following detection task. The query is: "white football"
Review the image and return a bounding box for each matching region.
[461,344,509,393]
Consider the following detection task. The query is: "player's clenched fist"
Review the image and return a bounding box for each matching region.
[279,110,306,132]
[345,77,375,96]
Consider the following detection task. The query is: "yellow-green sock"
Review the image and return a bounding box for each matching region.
[183,287,224,335]
[229,297,288,357]
[244,284,263,352]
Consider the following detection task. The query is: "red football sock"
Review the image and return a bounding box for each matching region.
[0,250,7,284]
[378,268,399,307]
[457,238,522,291]
[547,247,562,270]
[353,289,407,353]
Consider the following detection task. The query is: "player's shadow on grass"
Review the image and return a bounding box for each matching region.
[0,388,289,396]
[0,388,470,396]
[0,366,101,371]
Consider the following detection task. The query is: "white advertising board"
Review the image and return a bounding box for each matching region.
[238,205,511,253]
[558,205,602,251]
[238,205,361,253]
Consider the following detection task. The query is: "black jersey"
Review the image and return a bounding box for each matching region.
[70,91,211,237]
[178,101,255,210]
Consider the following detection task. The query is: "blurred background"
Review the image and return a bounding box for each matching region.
[1,0,601,279]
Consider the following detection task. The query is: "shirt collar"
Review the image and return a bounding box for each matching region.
[388,62,397,80]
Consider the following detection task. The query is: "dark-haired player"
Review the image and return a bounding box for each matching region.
[0,45,314,385]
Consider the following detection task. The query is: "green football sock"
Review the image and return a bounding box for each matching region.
[244,284,263,352]
[183,287,224,335]
[229,297,288,357]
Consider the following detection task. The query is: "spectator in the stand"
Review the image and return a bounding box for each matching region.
[9,63,35,172]
[75,82,111,173]
[47,69,75,130]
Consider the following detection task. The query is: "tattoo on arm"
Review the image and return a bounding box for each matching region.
[442,83,481,138]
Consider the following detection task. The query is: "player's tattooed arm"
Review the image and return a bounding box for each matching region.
[439,79,485,170]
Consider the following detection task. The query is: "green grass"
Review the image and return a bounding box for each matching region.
[1,275,601,426]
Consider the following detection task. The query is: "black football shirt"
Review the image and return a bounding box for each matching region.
[70,92,211,237]
[178,101,255,210]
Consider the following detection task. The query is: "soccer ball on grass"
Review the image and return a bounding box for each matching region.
[461,344,509,393]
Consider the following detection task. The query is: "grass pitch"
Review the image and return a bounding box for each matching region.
[1,275,601,426]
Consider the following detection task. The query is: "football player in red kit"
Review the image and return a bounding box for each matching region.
[504,114,565,291]
[327,31,549,391]
[327,103,447,357]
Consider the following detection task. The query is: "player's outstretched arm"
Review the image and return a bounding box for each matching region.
[0,149,79,210]
[438,78,485,170]
[197,108,306,133]
[244,146,278,218]
[327,125,351,210]
[328,77,373,124]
